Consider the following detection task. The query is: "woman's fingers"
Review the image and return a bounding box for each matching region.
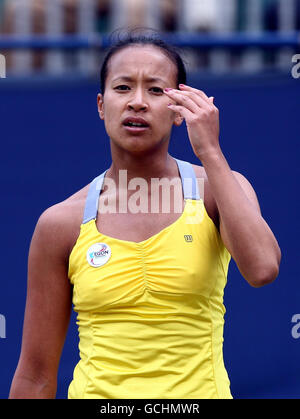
[165,86,217,129]
[167,103,192,120]
[164,88,210,113]
[179,84,212,105]
[166,85,220,160]
[164,88,199,113]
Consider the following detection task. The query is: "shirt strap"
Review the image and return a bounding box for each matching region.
[82,170,107,224]
[174,158,200,200]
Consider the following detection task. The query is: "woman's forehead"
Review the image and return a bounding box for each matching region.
[106,45,177,84]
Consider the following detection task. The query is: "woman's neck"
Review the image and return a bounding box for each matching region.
[107,148,178,185]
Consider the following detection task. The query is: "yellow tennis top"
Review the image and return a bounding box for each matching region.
[67,158,232,399]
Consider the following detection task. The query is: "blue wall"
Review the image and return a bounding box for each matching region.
[0,72,299,399]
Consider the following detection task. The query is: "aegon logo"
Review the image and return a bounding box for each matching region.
[86,243,111,268]
[0,54,6,79]
[94,248,109,257]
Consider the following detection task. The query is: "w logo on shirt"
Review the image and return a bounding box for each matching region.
[184,234,193,242]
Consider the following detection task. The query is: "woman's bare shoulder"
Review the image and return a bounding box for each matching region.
[34,182,91,257]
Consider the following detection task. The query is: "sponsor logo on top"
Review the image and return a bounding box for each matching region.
[87,243,111,267]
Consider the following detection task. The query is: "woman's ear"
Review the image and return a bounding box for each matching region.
[173,112,184,127]
[97,93,105,120]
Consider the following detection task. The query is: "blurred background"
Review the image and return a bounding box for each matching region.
[0,0,299,399]
[1,0,300,76]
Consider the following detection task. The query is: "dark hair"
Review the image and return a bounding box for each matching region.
[100,28,187,94]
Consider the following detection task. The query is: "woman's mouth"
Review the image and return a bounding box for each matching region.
[123,117,150,133]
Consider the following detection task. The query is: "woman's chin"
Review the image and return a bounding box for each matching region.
[111,138,163,156]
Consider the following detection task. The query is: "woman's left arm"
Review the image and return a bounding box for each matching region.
[165,84,281,287]
[197,151,281,287]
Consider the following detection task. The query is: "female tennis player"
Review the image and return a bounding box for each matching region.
[9,31,281,399]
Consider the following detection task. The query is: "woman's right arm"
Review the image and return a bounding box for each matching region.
[9,206,73,398]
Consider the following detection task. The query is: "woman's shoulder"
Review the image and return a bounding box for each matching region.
[190,162,259,231]
[35,182,91,257]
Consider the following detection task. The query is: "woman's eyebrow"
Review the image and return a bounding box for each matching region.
[111,76,133,83]
[145,77,166,83]
[111,76,166,84]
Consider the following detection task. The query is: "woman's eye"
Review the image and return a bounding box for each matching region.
[114,85,130,91]
[150,87,164,94]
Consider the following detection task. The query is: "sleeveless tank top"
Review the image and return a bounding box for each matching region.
[67,158,232,399]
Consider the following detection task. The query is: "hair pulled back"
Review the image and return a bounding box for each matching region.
[100,28,187,94]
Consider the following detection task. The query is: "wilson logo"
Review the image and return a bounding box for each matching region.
[184,235,193,242]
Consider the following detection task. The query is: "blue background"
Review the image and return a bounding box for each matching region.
[0,71,299,399]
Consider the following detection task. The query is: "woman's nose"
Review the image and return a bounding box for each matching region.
[127,89,148,112]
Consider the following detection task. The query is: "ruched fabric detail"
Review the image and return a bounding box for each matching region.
[68,198,232,399]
